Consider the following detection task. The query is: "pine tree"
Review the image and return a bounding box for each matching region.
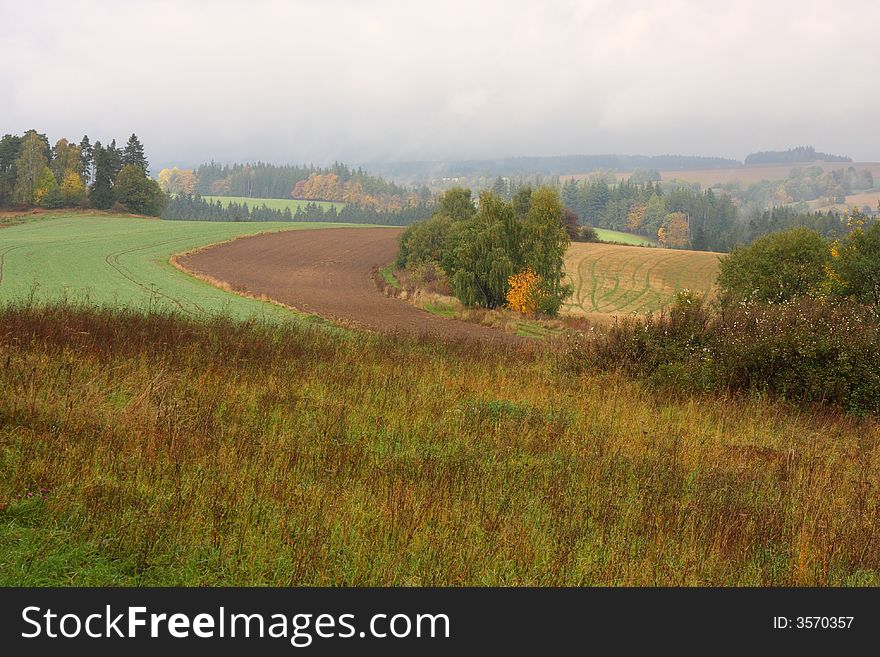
[89,141,115,209]
[122,133,149,175]
[79,135,93,184]
[107,139,123,180]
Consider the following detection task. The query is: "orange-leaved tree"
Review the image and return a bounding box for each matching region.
[506,268,542,315]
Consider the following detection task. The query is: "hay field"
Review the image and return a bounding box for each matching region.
[564,241,722,319]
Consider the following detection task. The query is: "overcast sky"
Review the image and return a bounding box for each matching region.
[2,0,878,168]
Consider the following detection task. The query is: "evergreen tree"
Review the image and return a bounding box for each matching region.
[0,134,23,206]
[122,133,149,175]
[89,141,116,209]
[79,135,93,184]
[107,139,123,180]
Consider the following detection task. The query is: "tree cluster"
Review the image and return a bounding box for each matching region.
[0,130,164,215]
[718,208,880,315]
[397,187,572,314]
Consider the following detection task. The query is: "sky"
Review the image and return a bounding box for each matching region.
[2,0,878,168]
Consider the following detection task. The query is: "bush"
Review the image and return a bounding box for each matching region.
[566,296,880,415]
[717,227,831,304]
[827,213,880,315]
[579,226,599,242]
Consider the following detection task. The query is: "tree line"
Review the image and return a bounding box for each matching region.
[0,130,164,215]
[163,161,432,213]
[744,146,851,166]
[560,176,866,252]
[161,193,432,226]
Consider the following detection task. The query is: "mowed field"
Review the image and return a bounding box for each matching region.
[203,195,345,212]
[808,189,880,213]
[0,213,355,321]
[564,242,722,318]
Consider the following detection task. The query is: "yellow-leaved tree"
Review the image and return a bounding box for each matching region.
[658,212,689,248]
[506,269,542,315]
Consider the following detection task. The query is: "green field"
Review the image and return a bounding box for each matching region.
[204,196,345,212]
[593,228,656,246]
[0,213,354,321]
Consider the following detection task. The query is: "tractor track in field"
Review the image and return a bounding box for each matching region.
[177,227,526,343]
[104,237,199,315]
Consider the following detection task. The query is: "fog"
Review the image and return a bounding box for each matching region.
[2,0,878,168]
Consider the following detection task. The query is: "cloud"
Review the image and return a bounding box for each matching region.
[1,0,878,166]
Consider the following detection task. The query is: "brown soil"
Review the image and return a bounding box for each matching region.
[178,226,524,343]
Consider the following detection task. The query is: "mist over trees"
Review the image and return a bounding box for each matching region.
[744,146,851,166]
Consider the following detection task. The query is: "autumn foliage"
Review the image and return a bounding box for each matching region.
[506,269,542,315]
[292,172,423,212]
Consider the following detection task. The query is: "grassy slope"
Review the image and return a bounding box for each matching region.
[203,195,345,212]
[0,213,358,321]
[564,241,722,318]
[593,228,656,246]
[1,304,877,586]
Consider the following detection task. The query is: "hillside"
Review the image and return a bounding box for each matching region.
[0,212,353,320]
[563,242,722,320]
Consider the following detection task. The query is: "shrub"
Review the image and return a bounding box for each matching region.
[579,226,599,242]
[717,227,831,304]
[567,296,880,415]
[827,211,880,315]
[506,269,542,315]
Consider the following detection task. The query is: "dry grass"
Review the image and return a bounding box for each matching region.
[1,302,879,586]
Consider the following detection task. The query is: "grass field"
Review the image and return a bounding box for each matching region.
[0,213,355,321]
[203,196,345,212]
[593,228,656,246]
[1,303,877,586]
[564,241,722,318]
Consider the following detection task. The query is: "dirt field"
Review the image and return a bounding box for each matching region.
[178,226,521,342]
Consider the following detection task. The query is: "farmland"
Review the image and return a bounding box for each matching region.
[203,195,345,212]
[564,241,722,318]
[0,213,355,321]
[593,228,656,246]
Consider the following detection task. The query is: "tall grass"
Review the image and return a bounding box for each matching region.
[1,301,879,585]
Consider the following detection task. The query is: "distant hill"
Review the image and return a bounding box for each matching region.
[744,146,851,166]
[365,154,740,184]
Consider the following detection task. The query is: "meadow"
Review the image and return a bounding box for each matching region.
[593,228,655,246]
[203,196,345,212]
[563,241,722,318]
[1,302,877,586]
[0,213,355,322]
